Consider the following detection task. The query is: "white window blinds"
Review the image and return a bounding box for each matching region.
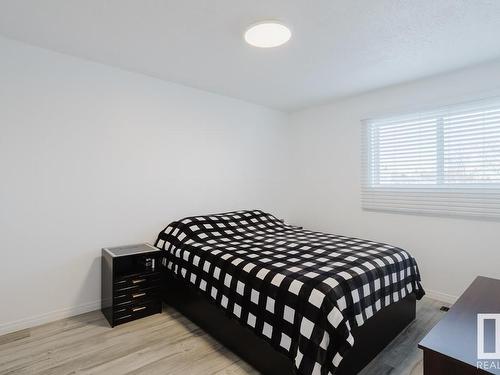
[362,97,500,219]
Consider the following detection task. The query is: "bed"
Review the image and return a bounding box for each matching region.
[155,210,425,375]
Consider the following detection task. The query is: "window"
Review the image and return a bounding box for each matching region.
[362,97,500,219]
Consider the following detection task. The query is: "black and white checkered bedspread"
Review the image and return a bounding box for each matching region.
[155,210,424,375]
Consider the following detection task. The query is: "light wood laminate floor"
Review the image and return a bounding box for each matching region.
[0,297,449,375]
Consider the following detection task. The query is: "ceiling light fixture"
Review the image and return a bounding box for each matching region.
[244,21,291,48]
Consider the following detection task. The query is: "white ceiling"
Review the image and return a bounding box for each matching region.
[1,1,500,111]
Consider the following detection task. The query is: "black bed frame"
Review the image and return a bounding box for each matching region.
[162,275,416,374]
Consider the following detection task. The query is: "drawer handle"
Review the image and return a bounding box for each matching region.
[116,314,132,320]
[132,293,146,298]
[132,306,146,312]
[132,279,146,284]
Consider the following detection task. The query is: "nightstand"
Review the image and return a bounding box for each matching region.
[101,243,162,327]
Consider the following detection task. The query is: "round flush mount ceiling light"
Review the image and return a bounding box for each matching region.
[244,21,291,48]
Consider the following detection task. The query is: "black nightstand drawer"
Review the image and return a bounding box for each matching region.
[113,285,160,306]
[114,272,161,290]
[113,300,162,324]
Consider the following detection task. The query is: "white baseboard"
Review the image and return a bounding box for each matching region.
[424,289,458,304]
[0,300,101,336]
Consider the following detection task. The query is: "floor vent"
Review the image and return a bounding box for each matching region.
[440,306,450,312]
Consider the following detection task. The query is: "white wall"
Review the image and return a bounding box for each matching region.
[3,33,500,335]
[0,36,290,334]
[288,59,500,303]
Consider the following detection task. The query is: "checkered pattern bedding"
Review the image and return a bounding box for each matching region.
[155,210,424,375]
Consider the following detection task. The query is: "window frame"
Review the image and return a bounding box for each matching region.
[361,97,500,220]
